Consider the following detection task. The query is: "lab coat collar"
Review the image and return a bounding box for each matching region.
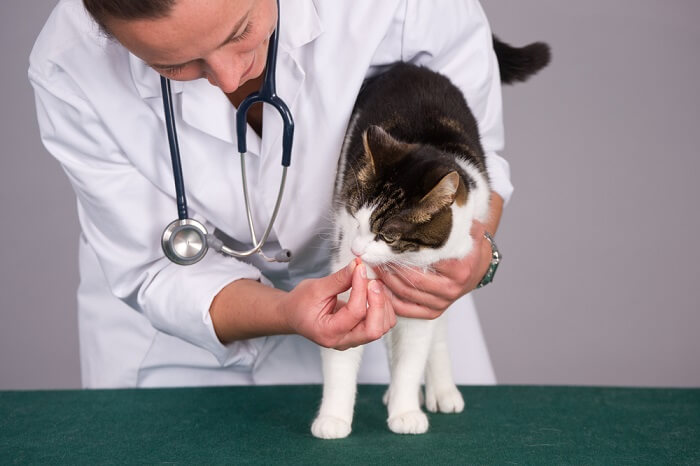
[277,0,324,53]
[127,0,323,100]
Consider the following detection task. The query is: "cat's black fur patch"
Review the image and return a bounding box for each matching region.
[336,37,550,251]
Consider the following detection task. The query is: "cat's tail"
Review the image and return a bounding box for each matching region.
[492,36,551,85]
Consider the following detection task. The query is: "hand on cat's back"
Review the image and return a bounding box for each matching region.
[375,221,492,320]
[281,258,397,350]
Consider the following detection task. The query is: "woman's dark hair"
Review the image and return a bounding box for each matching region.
[83,0,176,33]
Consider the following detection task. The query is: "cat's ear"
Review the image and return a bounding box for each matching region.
[408,171,461,222]
[363,125,403,153]
[362,125,412,173]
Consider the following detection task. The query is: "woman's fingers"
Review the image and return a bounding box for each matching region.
[314,260,399,350]
[326,262,368,335]
[345,262,368,319]
[362,280,386,340]
[377,268,453,311]
[383,285,397,329]
[334,280,394,350]
[319,258,357,297]
[390,293,443,320]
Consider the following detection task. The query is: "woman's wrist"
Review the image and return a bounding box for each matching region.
[472,192,503,290]
[476,233,494,284]
[463,230,495,294]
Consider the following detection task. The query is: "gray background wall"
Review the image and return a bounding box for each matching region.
[1,1,698,390]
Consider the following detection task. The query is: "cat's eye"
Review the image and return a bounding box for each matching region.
[376,233,398,244]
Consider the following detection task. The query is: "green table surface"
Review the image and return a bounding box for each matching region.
[1,385,699,464]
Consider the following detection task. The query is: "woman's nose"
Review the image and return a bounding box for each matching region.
[204,53,245,93]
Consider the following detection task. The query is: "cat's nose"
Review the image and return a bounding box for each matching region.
[351,237,368,257]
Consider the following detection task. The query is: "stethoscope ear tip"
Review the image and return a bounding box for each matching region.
[275,249,292,262]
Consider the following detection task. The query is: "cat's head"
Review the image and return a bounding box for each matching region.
[338,125,485,266]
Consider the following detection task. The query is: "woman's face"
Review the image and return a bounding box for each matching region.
[107,0,277,93]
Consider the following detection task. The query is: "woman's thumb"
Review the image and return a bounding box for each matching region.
[319,259,358,295]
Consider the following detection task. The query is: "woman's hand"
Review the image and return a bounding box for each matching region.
[281,259,396,350]
[375,221,492,320]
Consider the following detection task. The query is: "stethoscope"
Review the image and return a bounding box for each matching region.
[160,0,293,266]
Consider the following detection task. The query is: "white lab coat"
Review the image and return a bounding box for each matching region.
[29,0,513,388]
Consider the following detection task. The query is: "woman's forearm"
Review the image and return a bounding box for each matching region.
[209,279,291,344]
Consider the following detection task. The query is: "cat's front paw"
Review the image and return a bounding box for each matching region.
[387,410,429,434]
[311,415,352,439]
[425,385,465,414]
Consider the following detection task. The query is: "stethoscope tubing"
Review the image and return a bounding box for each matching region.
[160,77,188,221]
[235,10,294,168]
[227,155,288,261]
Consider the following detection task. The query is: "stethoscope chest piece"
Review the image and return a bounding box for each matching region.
[161,218,209,265]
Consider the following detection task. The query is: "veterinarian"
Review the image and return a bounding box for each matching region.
[29,0,512,387]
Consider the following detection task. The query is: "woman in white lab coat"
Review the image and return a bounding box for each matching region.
[29,0,512,388]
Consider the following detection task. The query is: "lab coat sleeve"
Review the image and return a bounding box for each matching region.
[401,0,514,204]
[29,67,267,367]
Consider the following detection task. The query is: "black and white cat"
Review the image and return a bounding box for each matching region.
[312,38,550,439]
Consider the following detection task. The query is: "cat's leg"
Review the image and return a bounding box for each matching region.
[381,327,393,406]
[385,317,435,434]
[312,242,365,439]
[376,268,425,407]
[424,312,465,413]
[311,340,364,439]
[382,330,425,407]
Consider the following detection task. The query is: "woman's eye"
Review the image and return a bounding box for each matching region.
[230,21,254,43]
[161,65,185,76]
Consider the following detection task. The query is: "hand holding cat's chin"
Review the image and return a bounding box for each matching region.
[375,221,492,320]
[278,259,396,350]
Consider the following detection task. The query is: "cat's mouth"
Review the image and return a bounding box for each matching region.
[354,255,388,267]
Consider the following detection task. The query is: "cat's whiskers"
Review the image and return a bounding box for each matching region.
[391,255,432,270]
[312,237,340,245]
[306,224,337,234]
[306,245,340,252]
[320,207,342,225]
[384,262,421,291]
